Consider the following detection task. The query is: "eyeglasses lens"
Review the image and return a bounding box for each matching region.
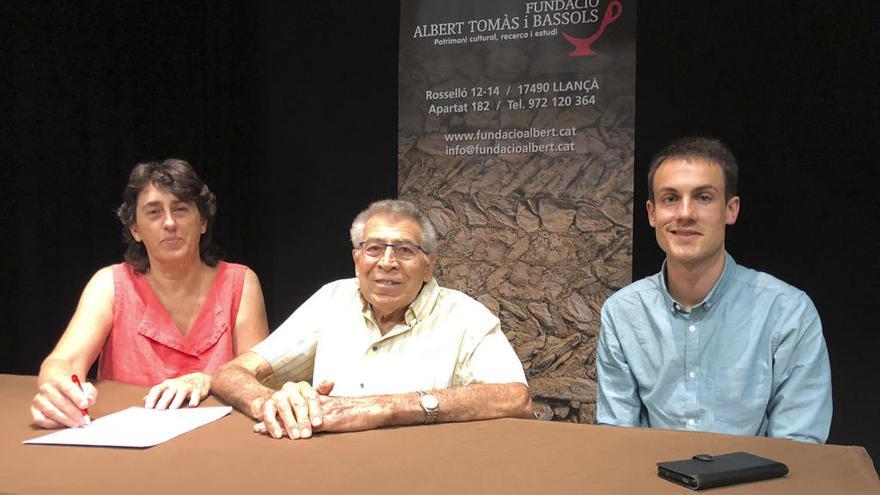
[362,242,419,260]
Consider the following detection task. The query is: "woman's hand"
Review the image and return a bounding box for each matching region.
[144,372,211,409]
[31,375,97,428]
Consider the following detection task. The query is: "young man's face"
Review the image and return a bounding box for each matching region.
[647,157,740,269]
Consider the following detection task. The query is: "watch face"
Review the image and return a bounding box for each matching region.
[421,394,439,409]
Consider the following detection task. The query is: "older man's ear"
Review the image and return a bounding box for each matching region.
[352,248,360,277]
[422,253,437,282]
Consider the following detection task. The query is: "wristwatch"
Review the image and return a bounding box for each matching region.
[418,391,440,424]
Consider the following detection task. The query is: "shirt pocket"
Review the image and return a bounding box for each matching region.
[711,366,770,430]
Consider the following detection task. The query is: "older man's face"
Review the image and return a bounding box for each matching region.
[353,214,435,320]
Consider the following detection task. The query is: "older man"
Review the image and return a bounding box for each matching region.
[596,137,832,443]
[213,200,532,439]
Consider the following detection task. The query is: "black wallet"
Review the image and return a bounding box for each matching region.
[657,451,789,490]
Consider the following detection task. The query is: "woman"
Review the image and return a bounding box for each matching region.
[31,159,269,428]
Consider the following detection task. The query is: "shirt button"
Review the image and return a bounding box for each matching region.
[688,324,696,332]
[688,371,696,379]
[687,418,695,426]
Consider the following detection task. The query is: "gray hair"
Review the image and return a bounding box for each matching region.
[349,199,437,254]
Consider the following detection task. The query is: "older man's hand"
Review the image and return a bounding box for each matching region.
[254,381,333,439]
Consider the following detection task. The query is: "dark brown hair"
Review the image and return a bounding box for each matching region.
[116,159,218,273]
[647,136,739,202]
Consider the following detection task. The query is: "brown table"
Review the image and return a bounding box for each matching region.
[2,374,877,494]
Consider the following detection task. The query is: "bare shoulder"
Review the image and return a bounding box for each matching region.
[233,267,269,346]
[244,267,261,284]
[83,265,116,300]
[242,268,266,296]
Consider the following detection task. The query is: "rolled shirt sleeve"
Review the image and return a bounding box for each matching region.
[250,285,327,387]
[458,316,528,386]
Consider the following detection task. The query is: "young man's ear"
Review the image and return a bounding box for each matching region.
[725,196,741,225]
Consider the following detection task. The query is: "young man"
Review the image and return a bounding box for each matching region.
[596,137,831,443]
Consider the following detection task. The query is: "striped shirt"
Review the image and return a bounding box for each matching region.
[252,278,527,395]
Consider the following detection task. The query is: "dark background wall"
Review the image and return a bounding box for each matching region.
[3,1,877,467]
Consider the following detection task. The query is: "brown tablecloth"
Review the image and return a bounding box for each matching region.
[2,374,877,494]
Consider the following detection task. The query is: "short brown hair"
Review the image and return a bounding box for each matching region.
[647,137,739,202]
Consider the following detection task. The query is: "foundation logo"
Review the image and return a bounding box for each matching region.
[411,0,624,57]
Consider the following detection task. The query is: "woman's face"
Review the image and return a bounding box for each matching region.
[129,183,206,268]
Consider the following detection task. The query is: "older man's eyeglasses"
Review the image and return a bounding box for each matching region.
[358,241,426,261]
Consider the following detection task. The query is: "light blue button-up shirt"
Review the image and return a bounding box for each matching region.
[596,253,832,443]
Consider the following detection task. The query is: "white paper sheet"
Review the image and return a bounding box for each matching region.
[23,406,232,448]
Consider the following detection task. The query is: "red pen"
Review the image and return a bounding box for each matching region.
[70,375,92,425]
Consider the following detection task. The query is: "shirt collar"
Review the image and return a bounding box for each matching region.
[659,251,737,314]
[357,277,440,328]
[405,277,440,326]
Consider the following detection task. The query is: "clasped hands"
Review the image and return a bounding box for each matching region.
[253,381,386,440]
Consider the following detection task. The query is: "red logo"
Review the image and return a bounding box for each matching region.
[562,0,622,57]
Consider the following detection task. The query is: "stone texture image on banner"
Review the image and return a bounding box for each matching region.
[398,0,635,423]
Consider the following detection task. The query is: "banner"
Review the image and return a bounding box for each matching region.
[398,0,635,422]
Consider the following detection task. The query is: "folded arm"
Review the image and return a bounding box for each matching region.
[252,381,533,439]
[313,382,533,434]
[215,350,329,439]
[216,353,532,440]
